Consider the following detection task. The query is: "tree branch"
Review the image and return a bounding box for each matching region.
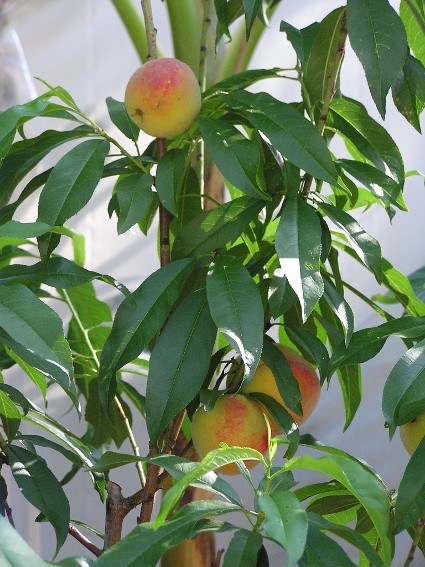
[403,518,425,567]
[140,0,157,60]
[302,11,347,197]
[69,524,102,557]
[103,482,128,551]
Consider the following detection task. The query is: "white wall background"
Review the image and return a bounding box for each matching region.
[2,0,425,565]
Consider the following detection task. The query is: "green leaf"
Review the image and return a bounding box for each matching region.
[228,90,339,185]
[206,255,263,383]
[347,0,407,117]
[223,529,263,567]
[146,289,217,444]
[155,148,187,216]
[337,159,407,211]
[395,436,425,531]
[304,8,346,108]
[0,515,50,566]
[0,257,124,291]
[0,283,76,403]
[7,445,70,554]
[261,339,302,416]
[337,364,362,431]
[382,338,425,428]
[156,446,265,527]
[0,220,51,238]
[199,117,269,200]
[115,173,154,234]
[300,522,357,567]
[276,198,323,321]
[323,278,354,345]
[284,452,392,565]
[242,0,262,37]
[268,268,298,318]
[258,490,307,566]
[319,203,382,282]
[392,54,425,132]
[203,68,281,98]
[285,324,329,382]
[37,139,110,258]
[400,0,425,66]
[0,126,93,208]
[0,390,21,439]
[329,97,404,184]
[329,316,425,372]
[99,259,194,407]
[96,500,239,567]
[172,196,263,259]
[280,21,320,67]
[382,258,425,316]
[106,97,139,141]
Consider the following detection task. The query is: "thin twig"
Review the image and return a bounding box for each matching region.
[140,0,157,60]
[213,548,225,567]
[138,442,161,523]
[69,524,102,557]
[5,502,15,528]
[302,11,347,197]
[62,290,146,487]
[403,518,425,567]
[198,0,212,203]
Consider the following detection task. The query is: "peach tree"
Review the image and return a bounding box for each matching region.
[0,0,424,565]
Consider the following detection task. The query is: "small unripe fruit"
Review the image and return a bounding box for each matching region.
[124,58,201,138]
[243,344,320,428]
[400,411,425,455]
[191,394,268,475]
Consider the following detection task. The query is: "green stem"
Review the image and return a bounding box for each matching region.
[141,0,157,60]
[0,430,7,452]
[62,290,146,487]
[166,0,202,74]
[110,0,148,62]
[403,518,425,567]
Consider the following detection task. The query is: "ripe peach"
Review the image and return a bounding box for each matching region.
[400,411,425,455]
[124,58,201,138]
[191,394,268,475]
[243,344,320,428]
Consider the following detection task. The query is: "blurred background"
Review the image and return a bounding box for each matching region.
[1,0,424,564]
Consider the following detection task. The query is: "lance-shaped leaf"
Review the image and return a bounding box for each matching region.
[399,0,425,67]
[337,159,407,210]
[0,516,50,567]
[7,445,70,554]
[382,258,425,317]
[258,490,307,567]
[329,97,404,184]
[223,529,263,567]
[227,90,339,185]
[395,436,425,532]
[172,196,264,259]
[242,0,263,38]
[347,0,407,117]
[156,446,265,527]
[146,289,217,444]
[0,391,21,439]
[0,126,93,208]
[155,148,187,216]
[106,97,139,141]
[0,257,125,292]
[0,220,50,238]
[392,54,425,133]
[206,255,263,383]
[276,198,323,321]
[382,338,425,428]
[199,117,269,200]
[203,68,281,98]
[284,453,392,565]
[323,278,354,345]
[280,21,320,67]
[99,259,194,407]
[304,7,346,107]
[320,202,382,282]
[37,139,110,258]
[330,316,425,373]
[96,500,239,567]
[0,283,76,402]
[115,173,154,234]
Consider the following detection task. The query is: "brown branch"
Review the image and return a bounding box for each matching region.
[103,481,128,550]
[403,518,425,567]
[69,524,102,557]
[5,501,15,528]
[138,442,161,523]
[302,11,347,197]
[212,548,225,567]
